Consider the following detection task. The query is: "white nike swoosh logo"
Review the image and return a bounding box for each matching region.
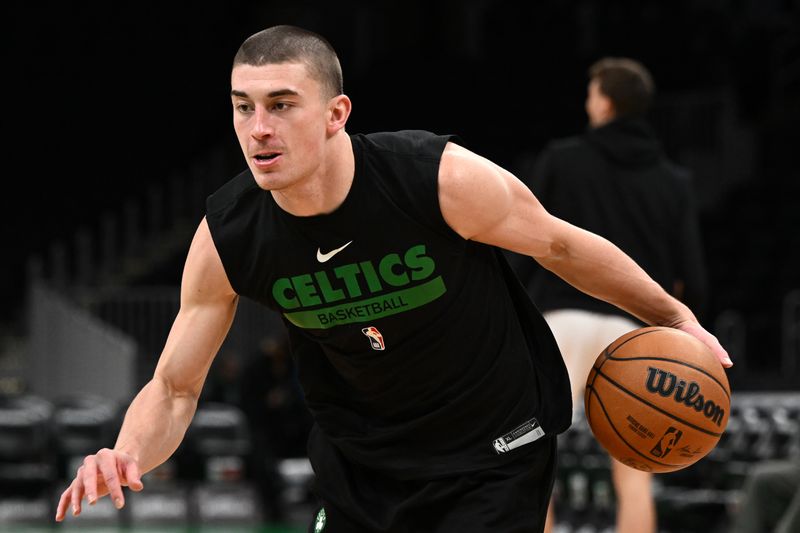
[316,240,353,263]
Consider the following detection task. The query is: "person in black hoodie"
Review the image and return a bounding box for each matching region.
[516,58,709,533]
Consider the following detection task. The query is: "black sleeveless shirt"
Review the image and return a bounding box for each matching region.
[206,130,571,479]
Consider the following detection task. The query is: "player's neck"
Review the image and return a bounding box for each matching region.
[271,132,354,217]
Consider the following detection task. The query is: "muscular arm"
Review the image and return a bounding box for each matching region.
[56,218,238,520]
[114,217,238,472]
[437,142,731,366]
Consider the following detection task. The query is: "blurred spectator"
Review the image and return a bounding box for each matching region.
[240,334,313,522]
[731,458,800,533]
[241,334,312,458]
[177,350,246,483]
[201,349,243,407]
[512,57,708,533]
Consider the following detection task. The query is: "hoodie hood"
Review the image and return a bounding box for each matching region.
[584,117,664,168]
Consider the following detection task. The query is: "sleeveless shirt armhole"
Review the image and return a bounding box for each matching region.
[205,170,258,296]
[205,206,244,297]
[358,130,465,245]
[206,169,257,216]
[429,134,472,245]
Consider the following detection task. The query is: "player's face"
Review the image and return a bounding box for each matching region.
[231,62,333,191]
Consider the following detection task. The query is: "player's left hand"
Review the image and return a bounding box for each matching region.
[676,321,733,368]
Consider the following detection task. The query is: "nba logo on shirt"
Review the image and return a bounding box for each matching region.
[362,326,385,350]
[493,438,510,453]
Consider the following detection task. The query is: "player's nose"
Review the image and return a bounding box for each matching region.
[251,108,275,139]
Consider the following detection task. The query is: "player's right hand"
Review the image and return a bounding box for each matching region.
[54,448,144,522]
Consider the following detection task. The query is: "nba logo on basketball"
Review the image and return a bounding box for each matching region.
[362,326,385,350]
[650,426,683,458]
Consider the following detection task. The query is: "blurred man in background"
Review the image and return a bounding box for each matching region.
[513,57,709,533]
[732,458,800,533]
[241,334,312,522]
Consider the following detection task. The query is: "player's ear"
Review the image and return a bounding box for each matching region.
[327,94,351,134]
[599,93,616,122]
[603,99,617,121]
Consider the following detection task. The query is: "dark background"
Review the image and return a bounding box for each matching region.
[6,1,800,387]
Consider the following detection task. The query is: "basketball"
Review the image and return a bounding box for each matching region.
[584,326,731,473]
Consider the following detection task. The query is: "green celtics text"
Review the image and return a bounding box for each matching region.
[272,244,446,329]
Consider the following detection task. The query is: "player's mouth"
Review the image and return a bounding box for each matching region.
[252,151,282,169]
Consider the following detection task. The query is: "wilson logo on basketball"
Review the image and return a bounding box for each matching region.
[644,367,725,427]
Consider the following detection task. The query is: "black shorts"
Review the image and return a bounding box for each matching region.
[306,435,557,533]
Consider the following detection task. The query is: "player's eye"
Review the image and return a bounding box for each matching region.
[235,102,252,113]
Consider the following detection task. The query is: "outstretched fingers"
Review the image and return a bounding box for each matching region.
[55,470,87,521]
[679,322,733,368]
[121,456,144,491]
[82,456,99,504]
[95,449,126,509]
[55,486,69,521]
[54,449,144,522]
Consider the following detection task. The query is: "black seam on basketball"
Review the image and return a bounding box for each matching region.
[606,328,662,358]
[586,384,593,422]
[587,358,603,390]
[595,346,611,372]
[586,372,595,392]
[603,355,731,400]
[586,386,680,469]
[594,368,724,437]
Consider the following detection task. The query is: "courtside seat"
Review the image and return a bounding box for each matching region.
[0,394,55,494]
[190,480,263,527]
[0,394,55,527]
[182,402,260,526]
[126,482,191,527]
[182,402,252,482]
[51,394,121,480]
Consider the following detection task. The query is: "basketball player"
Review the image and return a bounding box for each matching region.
[514,58,709,533]
[54,27,730,532]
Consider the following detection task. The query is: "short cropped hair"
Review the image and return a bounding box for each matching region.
[233,25,343,99]
[589,57,655,118]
